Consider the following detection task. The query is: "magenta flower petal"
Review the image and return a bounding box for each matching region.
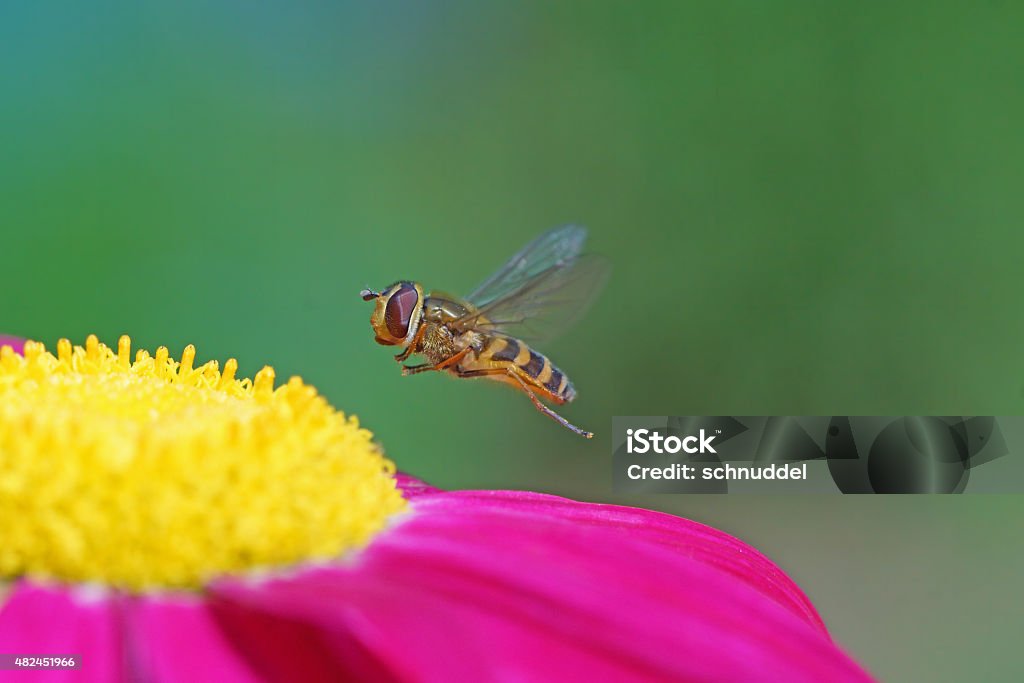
[210,490,872,682]
[392,479,822,628]
[209,594,407,682]
[0,581,122,682]
[394,472,442,499]
[0,335,24,355]
[118,595,264,682]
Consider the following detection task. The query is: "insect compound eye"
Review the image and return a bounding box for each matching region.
[384,283,419,339]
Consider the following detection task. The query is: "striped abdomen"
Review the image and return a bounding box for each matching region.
[482,336,576,403]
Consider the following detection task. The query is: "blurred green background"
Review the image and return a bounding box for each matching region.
[2,2,1022,680]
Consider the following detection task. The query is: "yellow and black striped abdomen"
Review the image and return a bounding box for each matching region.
[482,336,576,403]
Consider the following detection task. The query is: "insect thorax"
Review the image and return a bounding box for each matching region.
[423,294,472,324]
[420,323,457,365]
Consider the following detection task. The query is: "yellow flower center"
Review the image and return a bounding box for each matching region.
[0,335,406,591]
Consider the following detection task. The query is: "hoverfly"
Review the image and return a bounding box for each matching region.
[360,225,608,438]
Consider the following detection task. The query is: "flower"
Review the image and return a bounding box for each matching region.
[0,335,873,682]
[0,335,404,590]
[0,336,23,356]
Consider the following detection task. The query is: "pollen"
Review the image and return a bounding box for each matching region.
[0,336,406,591]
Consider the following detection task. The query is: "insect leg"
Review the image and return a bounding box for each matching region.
[506,370,594,439]
[456,366,593,439]
[400,362,434,375]
[394,324,427,362]
[400,347,471,377]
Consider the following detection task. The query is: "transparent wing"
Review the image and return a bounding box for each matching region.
[455,225,609,345]
[467,225,589,307]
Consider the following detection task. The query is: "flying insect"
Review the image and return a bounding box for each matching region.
[360,225,608,438]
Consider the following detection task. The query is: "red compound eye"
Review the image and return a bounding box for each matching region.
[384,283,418,339]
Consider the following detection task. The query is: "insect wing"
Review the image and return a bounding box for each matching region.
[458,226,609,344]
[466,225,588,307]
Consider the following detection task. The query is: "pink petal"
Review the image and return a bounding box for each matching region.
[432,489,826,630]
[209,591,406,682]
[0,335,25,356]
[393,483,821,629]
[116,594,263,683]
[0,581,121,682]
[394,472,441,499]
[211,491,873,682]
